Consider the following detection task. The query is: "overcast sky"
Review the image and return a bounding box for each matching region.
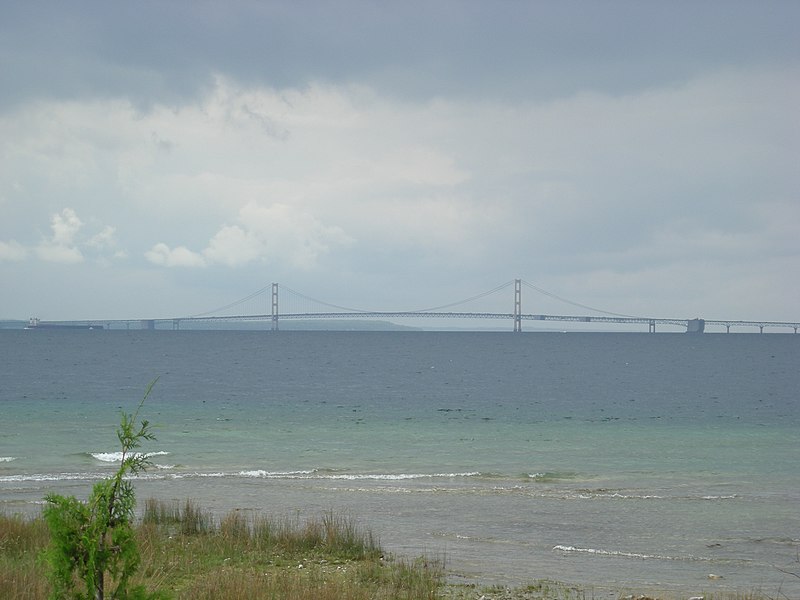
[1,1,798,326]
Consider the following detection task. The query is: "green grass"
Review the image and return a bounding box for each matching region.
[1,500,442,599]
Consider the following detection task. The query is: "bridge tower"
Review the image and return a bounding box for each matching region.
[271,282,279,331]
[513,278,522,332]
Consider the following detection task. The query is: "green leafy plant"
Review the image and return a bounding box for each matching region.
[42,379,164,600]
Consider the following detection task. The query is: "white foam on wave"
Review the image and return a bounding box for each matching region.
[125,471,228,481]
[323,472,480,481]
[0,457,17,463]
[0,472,107,483]
[167,472,227,479]
[239,470,316,478]
[131,471,238,480]
[570,489,737,501]
[238,470,480,481]
[2,468,478,484]
[552,544,710,562]
[553,544,669,560]
[585,492,665,500]
[90,451,170,463]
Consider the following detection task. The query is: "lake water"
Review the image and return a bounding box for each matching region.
[1,330,798,597]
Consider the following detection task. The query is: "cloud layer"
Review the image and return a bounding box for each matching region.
[1,2,798,322]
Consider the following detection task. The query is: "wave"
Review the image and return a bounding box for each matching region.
[0,472,108,483]
[551,544,756,565]
[0,457,17,462]
[238,469,481,481]
[553,544,696,562]
[0,470,218,483]
[523,471,580,482]
[571,489,738,501]
[467,471,582,482]
[89,451,170,463]
[222,470,574,483]
[238,469,316,479]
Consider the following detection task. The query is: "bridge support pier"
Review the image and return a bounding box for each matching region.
[686,319,705,334]
[648,320,656,333]
[513,279,522,332]
[271,283,279,331]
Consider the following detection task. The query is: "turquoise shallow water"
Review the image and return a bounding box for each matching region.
[1,330,798,596]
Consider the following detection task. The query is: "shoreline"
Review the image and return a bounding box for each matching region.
[439,578,786,600]
[1,498,791,600]
[3,484,797,599]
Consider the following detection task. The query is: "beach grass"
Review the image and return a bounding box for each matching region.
[0,502,787,600]
[1,499,442,599]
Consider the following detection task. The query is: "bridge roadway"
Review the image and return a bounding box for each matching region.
[25,313,800,333]
[124,312,799,332]
[196,312,800,333]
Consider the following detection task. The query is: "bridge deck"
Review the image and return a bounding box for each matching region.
[28,312,800,332]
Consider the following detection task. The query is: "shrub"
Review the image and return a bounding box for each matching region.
[41,379,164,600]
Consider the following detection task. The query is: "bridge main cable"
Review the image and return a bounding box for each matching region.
[268,280,636,332]
[277,280,516,315]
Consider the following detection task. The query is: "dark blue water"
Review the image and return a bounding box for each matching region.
[1,330,798,597]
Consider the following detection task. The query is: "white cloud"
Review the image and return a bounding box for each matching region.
[0,240,27,261]
[146,201,354,269]
[87,225,117,250]
[233,202,353,269]
[1,208,125,265]
[202,225,262,267]
[35,243,84,264]
[49,207,82,245]
[144,243,206,268]
[35,208,85,264]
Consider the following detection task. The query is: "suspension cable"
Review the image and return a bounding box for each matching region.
[413,280,515,312]
[279,285,372,313]
[188,279,639,320]
[280,281,516,313]
[188,284,272,318]
[521,280,640,318]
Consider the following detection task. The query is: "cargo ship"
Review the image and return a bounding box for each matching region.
[25,317,103,330]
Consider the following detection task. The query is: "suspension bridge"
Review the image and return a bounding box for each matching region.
[26,279,800,333]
